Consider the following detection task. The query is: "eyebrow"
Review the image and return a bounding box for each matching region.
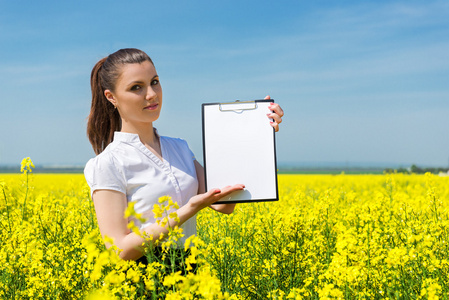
[126,75,159,87]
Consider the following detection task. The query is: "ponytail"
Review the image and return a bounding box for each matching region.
[86,48,153,155]
[87,58,121,155]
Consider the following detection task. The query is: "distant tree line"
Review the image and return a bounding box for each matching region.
[384,164,449,174]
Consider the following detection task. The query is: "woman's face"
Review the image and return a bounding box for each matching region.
[105,60,162,128]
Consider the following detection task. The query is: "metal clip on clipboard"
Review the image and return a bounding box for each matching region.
[219,100,258,113]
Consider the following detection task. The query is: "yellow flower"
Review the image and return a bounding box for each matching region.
[126,267,140,283]
[152,204,163,218]
[124,201,145,223]
[3,167,449,299]
[127,220,141,236]
[159,195,171,203]
[163,271,184,286]
[20,157,35,173]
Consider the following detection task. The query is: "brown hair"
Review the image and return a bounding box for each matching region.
[87,48,154,155]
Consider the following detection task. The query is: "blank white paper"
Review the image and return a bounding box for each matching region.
[202,100,278,203]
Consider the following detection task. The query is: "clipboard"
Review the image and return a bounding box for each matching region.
[202,99,278,204]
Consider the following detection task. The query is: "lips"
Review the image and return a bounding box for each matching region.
[144,103,159,110]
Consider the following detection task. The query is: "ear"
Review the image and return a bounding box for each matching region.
[104,89,117,107]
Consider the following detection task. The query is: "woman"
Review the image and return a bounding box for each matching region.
[84,48,284,262]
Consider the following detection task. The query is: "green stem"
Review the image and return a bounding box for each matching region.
[1,185,12,233]
[366,219,371,287]
[22,171,29,220]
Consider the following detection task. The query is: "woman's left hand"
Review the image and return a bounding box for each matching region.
[265,95,284,132]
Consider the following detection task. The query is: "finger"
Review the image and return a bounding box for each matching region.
[189,189,222,210]
[267,112,282,124]
[269,103,284,117]
[220,184,245,194]
[216,185,245,199]
[207,185,245,204]
[204,188,221,197]
[203,188,224,206]
[270,121,280,132]
[264,95,271,100]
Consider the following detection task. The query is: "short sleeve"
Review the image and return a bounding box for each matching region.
[175,138,196,162]
[84,153,127,197]
[183,139,196,161]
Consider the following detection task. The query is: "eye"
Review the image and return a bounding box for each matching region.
[130,85,141,91]
[151,79,159,86]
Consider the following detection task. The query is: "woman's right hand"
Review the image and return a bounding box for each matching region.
[188,184,245,212]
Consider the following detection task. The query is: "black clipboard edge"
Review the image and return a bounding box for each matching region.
[213,198,278,205]
[201,99,279,204]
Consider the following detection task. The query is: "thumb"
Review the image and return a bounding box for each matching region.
[205,188,221,197]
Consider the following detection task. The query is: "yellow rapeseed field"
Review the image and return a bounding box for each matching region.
[1,158,449,299]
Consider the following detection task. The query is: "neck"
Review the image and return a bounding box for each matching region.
[120,121,158,148]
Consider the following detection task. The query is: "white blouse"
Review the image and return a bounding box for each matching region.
[84,131,199,245]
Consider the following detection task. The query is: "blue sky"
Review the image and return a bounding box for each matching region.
[1,0,448,168]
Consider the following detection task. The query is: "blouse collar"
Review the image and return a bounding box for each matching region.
[113,128,160,144]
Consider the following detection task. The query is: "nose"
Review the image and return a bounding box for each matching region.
[145,86,157,101]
